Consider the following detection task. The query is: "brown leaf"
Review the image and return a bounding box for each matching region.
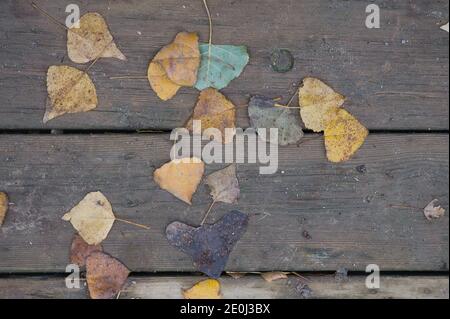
[424,199,446,221]
[86,252,130,299]
[186,88,236,144]
[227,272,247,279]
[154,158,205,205]
[0,192,8,227]
[67,13,126,64]
[324,109,368,163]
[62,192,115,245]
[70,234,103,267]
[148,32,200,100]
[166,210,249,278]
[206,165,240,204]
[299,77,345,132]
[261,272,289,283]
[182,279,222,299]
[44,65,98,123]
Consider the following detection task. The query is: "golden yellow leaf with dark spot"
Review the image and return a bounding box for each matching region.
[186,88,236,144]
[182,279,222,299]
[0,192,8,227]
[44,65,98,123]
[299,77,345,132]
[67,12,126,64]
[148,32,200,100]
[62,192,115,245]
[154,158,205,205]
[324,109,368,163]
[86,252,130,299]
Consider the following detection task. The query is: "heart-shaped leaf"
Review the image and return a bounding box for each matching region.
[249,96,304,146]
[195,44,249,91]
[206,165,240,204]
[166,210,249,278]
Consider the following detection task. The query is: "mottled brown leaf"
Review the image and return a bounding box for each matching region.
[70,234,103,267]
[206,165,240,204]
[86,252,130,299]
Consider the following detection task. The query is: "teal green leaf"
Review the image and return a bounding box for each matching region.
[195,44,249,91]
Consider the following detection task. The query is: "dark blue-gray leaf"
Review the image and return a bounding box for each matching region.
[166,211,249,278]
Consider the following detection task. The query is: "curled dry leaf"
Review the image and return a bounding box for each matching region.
[299,77,345,132]
[0,192,8,227]
[154,158,205,205]
[261,272,289,283]
[186,88,236,144]
[148,32,200,101]
[182,279,222,299]
[62,192,115,245]
[166,210,249,278]
[248,96,304,146]
[206,164,240,204]
[424,199,446,221]
[44,65,98,123]
[67,12,126,64]
[195,44,249,91]
[70,233,103,267]
[324,109,368,163]
[86,252,130,299]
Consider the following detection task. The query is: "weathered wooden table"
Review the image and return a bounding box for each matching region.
[0,0,448,299]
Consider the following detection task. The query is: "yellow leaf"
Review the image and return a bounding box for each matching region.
[62,192,115,245]
[182,279,222,299]
[67,13,126,64]
[154,158,205,205]
[148,32,200,100]
[186,88,236,144]
[45,65,98,123]
[0,192,8,227]
[324,109,368,163]
[299,77,345,132]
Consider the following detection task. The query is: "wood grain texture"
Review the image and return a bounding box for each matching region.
[0,275,448,299]
[0,0,448,130]
[0,134,448,273]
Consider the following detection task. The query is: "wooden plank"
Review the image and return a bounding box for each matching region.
[0,275,448,299]
[0,134,448,272]
[0,0,448,130]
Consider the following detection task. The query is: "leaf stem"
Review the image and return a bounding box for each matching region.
[115,218,151,230]
[30,1,68,30]
[200,200,216,225]
[202,0,213,82]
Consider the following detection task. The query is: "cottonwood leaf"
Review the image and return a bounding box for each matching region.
[0,192,8,227]
[424,199,446,221]
[67,13,126,64]
[324,109,368,163]
[299,77,345,132]
[249,96,304,146]
[86,252,130,299]
[62,192,115,245]
[70,233,103,268]
[148,32,200,101]
[261,272,289,283]
[154,158,205,205]
[206,165,240,204]
[44,65,98,123]
[166,210,249,278]
[195,44,249,91]
[186,88,236,144]
[182,279,222,299]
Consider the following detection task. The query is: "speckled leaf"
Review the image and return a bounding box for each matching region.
[206,165,240,204]
[195,44,249,90]
[166,211,249,278]
[248,96,304,146]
